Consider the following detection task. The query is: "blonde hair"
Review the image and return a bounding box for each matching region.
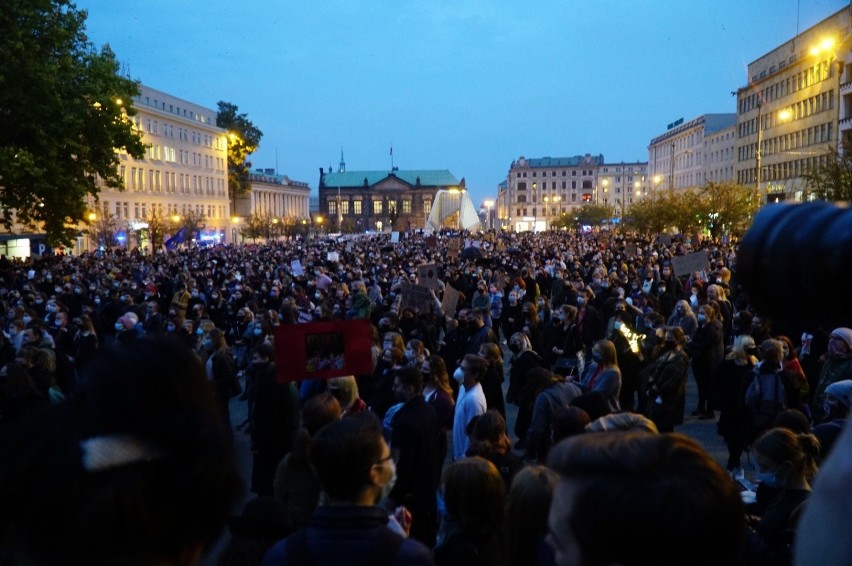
[754,427,820,480]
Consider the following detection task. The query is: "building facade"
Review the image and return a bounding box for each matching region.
[89,84,232,247]
[317,161,461,232]
[505,154,605,232]
[597,161,649,219]
[735,7,852,201]
[648,114,737,193]
[235,169,311,219]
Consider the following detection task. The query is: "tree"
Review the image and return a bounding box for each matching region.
[143,209,168,252]
[0,0,146,244]
[802,146,852,201]
[178,210,206,246]
[87,214,119,250]
[239,211,279,242]
[216,102,263,199]
[698,181,758,238]
[573,203,615,227]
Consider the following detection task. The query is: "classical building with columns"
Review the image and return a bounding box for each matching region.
[89,84,232,247]
[318,156,461,232]
[234,169,311,220]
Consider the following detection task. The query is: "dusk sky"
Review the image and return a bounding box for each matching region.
[76,0,847,205]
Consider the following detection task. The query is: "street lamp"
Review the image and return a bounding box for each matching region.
[532,182,538,232]
[483,199,495,230]
[230,216,240,245]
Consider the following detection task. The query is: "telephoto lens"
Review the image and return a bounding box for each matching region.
[737,201,852,328]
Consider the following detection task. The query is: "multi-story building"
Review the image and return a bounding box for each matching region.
[505,154,605,232]
[89,84,232,248]
[735,7,851,201]
[597,161,649,219]
[705,123,737,183]
[648,114,737,193]
[317,157,461,232]
[234,169,310,219]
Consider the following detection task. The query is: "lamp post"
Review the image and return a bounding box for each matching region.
[755,100,763,199]
[532,182,538,232]
[483,199,495,230]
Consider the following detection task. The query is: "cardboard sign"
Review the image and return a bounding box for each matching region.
[290,260,304,277]
[671,251,708,277]
[656,234,672,246]
[417,263,441,290]
[275,320,373,382]
[447,239,461,259]
[327,252,340,262]
[400,282,433,313]
[441,285,461,318]
[391,231,400,243]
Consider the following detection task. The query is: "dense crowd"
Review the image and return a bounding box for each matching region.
[0,229,850,566]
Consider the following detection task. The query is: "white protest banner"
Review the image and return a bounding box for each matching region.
[327,252,340,262]
[291,260,304,277]
[391,231,400,243]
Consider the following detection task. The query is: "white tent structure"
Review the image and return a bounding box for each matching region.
[424,189,481,233]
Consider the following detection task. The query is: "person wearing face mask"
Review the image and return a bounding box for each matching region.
[812,379,852,460]
[685,304,724,420]
[502,291,523,343]
[643,326,690,433]
[580,339,622,413]
[576,287,604,359]
[666,299,698,340]
[452,355,488,461]
[204,328,240,433]
[507,332,545,450]
[387,366,441,546]
[811,327,852,423]
[745,427,820,566]
[712,334,757,474]
[249,344,299,497]
[262,413,433,565]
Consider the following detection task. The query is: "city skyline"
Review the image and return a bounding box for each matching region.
[75,0,847,205]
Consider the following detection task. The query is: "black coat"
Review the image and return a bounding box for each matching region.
[390,395,441,546]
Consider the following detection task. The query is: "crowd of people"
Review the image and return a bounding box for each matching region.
[0,228,850,565]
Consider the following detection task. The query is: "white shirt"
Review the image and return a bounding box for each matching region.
[452,382,487,460]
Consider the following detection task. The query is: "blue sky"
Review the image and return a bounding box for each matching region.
[76,0,847,205]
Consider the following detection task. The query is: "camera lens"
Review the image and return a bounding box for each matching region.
[738,202,852,327]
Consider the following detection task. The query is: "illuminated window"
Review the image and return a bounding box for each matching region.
[402,199,411,214]
[341,200,350,215]
[327,200,337,215]
[423,198,431,215]
[353,200,362,214]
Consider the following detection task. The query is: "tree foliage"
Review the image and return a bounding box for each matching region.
[573,203,615,227]
[87,213,119,251]
[802,146,852,201]
[178,210,206,246]
[216,101,263,199]
[0,0,145,244]
[240,211,280,242]
[143,209,168,253]
[623,182,757,238]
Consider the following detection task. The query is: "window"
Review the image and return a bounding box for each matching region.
[401,199,411,214]
[341,200,350,215]
[373,200,383,214]
[353,200,362,215]
[518,182,527,191]
[328,200,337,215]
[517,195,527,203]
[423,198,431,215]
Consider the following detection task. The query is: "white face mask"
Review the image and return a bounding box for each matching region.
[380,458,397,501]
[453,367,465,384]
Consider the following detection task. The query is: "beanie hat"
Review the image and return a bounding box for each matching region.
[829,327,852,350]
[825,380,852,409]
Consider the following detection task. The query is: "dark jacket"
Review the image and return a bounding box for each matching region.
[262,505,434,566]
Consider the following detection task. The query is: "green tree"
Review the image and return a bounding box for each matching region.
[698,181,758,238]
[0,0,145,244]
[574,203,615,227]
[239,211,279,242]
[216,102,263,199]
[802,146,852,201]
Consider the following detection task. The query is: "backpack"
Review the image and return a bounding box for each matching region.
[281,526,404,566]
[746,370,787,431]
